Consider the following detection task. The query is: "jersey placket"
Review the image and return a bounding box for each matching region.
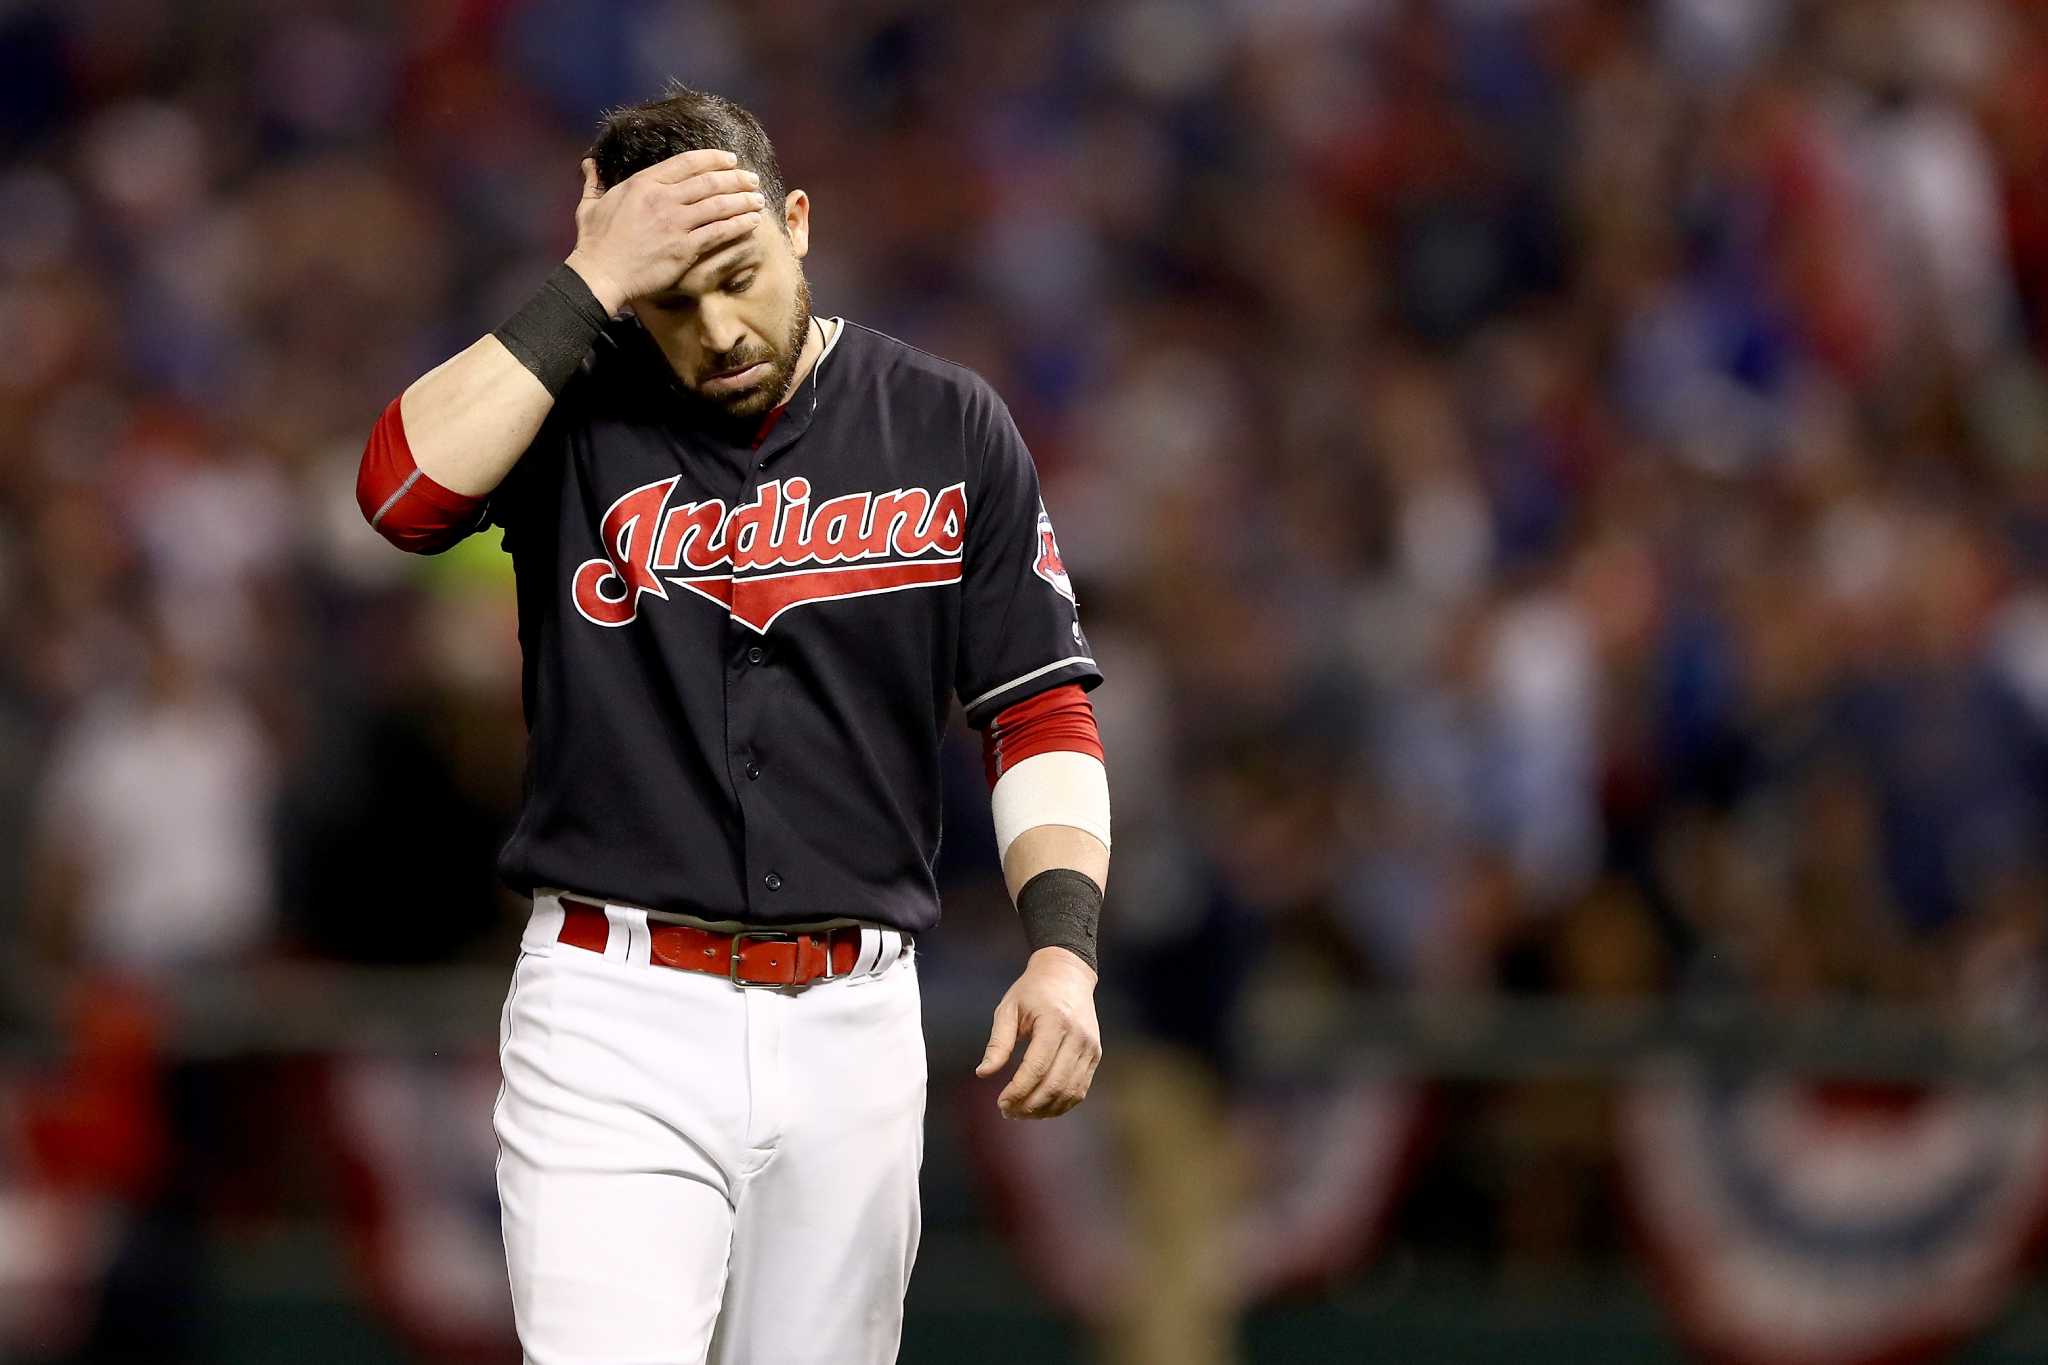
[721,386,819,915]
[725,616,780,911]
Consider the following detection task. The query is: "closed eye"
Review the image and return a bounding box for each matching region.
[726,273,756,295]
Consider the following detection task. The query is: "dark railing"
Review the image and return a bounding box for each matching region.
[8,962,2043,1082]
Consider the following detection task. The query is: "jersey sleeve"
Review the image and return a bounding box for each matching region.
[955,391,1103,729]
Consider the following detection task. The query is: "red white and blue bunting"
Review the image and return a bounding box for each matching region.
[1619,1065,2048,1365]
[963,1067,1429,1318]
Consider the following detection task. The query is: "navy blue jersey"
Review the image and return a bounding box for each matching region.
[476,316,1100,932]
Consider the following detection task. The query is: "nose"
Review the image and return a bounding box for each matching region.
[697,297,748,362]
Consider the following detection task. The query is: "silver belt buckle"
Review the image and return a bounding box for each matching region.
[729,929,799,988]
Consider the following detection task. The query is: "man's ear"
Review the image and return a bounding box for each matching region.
[783,189,811,260]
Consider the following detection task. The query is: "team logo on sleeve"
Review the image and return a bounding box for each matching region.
[1032,501,1076,604]
[571,476,966,631]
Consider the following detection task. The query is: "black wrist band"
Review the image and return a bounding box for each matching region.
[1016,868,1102,974]
[492,262,612,397]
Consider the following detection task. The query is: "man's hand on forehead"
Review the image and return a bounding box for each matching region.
[636,148,755,186]
[565,148,766,313]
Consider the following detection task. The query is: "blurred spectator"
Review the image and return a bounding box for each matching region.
[27,608,276,978]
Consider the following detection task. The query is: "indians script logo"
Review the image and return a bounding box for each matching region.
[572,476,967,631]
[1033,500,1076,604]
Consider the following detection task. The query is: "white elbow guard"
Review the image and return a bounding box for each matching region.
[990,751,1111,864]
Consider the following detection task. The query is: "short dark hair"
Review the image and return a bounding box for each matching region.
[586,82,788,223]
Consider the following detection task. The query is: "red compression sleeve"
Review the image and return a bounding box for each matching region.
[983,683,1104,788]
[356,397,488,553]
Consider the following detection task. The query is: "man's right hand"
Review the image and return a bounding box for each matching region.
[565,150,765,313]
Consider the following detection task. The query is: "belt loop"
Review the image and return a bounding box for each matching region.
[602,905,643,963]
[624,908,654,966]
[873,929,901,976]
[852,926,884,979]
[525,891,566,955]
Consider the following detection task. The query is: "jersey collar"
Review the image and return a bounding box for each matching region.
[752,315,843,468]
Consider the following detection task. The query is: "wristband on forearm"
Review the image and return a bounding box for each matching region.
[492,262,613,397]
[1016,868,1102,974]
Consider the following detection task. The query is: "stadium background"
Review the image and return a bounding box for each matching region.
[10,0,2048,1360]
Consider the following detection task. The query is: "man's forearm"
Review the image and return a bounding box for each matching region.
[982,681,1110,972]
[1002,824,1108,974]
[398,334,555,499]
[400,259,615,498]
[1002,823,1108,903]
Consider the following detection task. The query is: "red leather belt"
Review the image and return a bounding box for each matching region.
[558,898,866,988]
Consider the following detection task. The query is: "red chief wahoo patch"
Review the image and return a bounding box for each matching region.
[1033,501,1076,604]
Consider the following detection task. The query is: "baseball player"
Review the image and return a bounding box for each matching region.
[354,85,1110,1364]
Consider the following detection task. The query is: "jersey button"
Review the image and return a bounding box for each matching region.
[746,646,765,665]
[763,872,783,892]
[745,762,761,781]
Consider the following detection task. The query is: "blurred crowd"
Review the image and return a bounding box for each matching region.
[9,0,2048,1355]
[9,0,2048,1012]
[1054,0,2048,1039]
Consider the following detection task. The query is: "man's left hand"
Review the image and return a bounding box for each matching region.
[976,947,1102,1118]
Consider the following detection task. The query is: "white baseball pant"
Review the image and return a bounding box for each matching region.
[493,891,927,1364]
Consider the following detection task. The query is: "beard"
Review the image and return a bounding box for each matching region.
[681,272,814,429]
